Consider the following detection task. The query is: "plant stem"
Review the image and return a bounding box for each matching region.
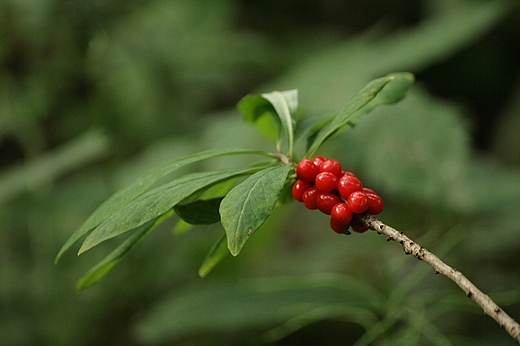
[356,213,520,343]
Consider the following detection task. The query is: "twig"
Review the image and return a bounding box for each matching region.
[355,213,520,343]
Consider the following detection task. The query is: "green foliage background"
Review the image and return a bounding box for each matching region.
[1,0,520,345]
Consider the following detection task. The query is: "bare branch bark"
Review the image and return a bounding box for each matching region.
[356,213,520,343]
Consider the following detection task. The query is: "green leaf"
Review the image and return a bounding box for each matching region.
[306,72,415,157]
[55,148,269,263]
[220,164,291,256]
[293,113,333,142]
[75,210,175,291]
[261,90,297,156]
[173,177,239,233]
[350,72,415,117]
[198,233,228,278]
[237,90,298,155]
[174,198,223,225]
[237,94,282,142]
[78,167,260,254]
[275,179,296,205]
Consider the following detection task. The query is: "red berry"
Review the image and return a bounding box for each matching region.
[315,172,338,193]
[296,159,319,183]
[347,191,369,213]
[316,193,341,215]
[343,171,358,178]
[302,187,319,210]
[366,192,384,215]
[312,156,327,167]
[292,180,312,202]
[338,174,363,199]
[319,159,343,178]
[351,223,369,233]
[330,202,353,225]
[330,218,351,234]
[362,187,376,195]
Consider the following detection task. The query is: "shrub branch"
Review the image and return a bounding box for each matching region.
[356,213,520,343]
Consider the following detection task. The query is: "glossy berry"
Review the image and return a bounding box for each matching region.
[312,156,327,167]
[366,192,384,215]
[292,157,384,236]
[315,172,338,193]
[292,180,312,202]
[330,202,353,225]
[316,193,341,215]
[296,159,319,183]
[362,187,376,195]
[302,187,319,210]
[347,191,369,213]
[319,159,343,178]
[351,223,369,233]
[330,218,350,234]
[338,173,363,199]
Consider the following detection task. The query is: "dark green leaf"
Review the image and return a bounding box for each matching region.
[75,210,175,291]
[198,233,228,278]
[220,164,291,256]
[306,72,414,156]
[174,198,223,225]
[55,148,269,263]
[276,179,296,205]
[78,167,259,254]
[173,178,238,233]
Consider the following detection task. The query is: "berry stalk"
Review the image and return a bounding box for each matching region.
[356,213,520,344]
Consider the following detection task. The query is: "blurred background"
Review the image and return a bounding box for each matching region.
[1,0,520,345]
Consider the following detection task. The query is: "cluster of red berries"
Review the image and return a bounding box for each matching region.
[292,156,384,234]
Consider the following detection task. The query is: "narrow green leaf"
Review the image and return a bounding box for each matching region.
[349,72,415,117]
[55,148,269,263]
[174,198,223,225]
[306,72,414,156]
[293,113,333,142]
[75,210,175,291]
[79,167,259,254]
[220,164,291,256]
[198,233,228,278]
[261,90,297,157]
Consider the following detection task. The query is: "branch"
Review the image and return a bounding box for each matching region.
[355,213,520,343]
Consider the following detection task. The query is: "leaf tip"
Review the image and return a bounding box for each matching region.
[388,71,415,85]
[197,268,208,278]
[226,238,241,257]
[75,282,86,292]
[54,253,62,265]
[229,247,240,257]
[77,242,91,256]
